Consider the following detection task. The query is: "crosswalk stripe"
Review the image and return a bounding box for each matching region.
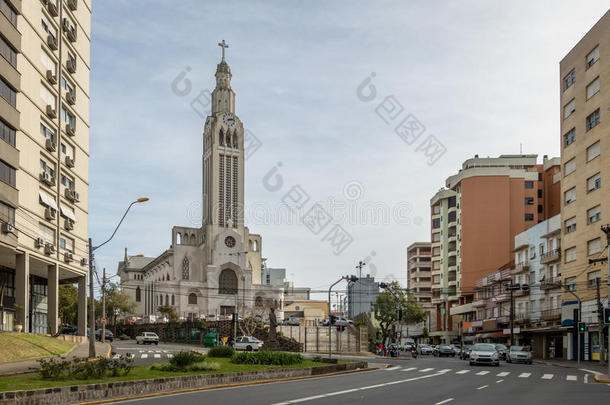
[541,374,554,380]
[518,373,531,378]
[456,370,470,374]
[154,354,161,358]
[475,371,489,375]
[383,366,400,371]
[566,375,577,381]
[402,367,417,371]
[496,372,510,377]
[141,354,148,359]
[438,369,452,373]
[419,368,434,372]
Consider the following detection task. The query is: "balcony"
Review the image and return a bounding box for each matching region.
[540,276,562,290]
[472,299,486,308]
[540,249,561,264]
[512,263,530,275]
[540,308,561,321]
[514,288,529,297]
[514,313,530,324]
[497,316,510,324]
[492,293,510,303]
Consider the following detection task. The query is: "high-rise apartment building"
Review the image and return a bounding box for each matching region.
[429,155,561,343]
[0,0,90,334]
[407,242,432,306]
[559,9,609,361]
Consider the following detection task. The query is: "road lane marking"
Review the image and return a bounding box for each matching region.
[476,385,488,390]
[496,372,510,377]
[154,354,161,358]
[518,373,531,378]
[456,370,470,374]
[541,374,553,380]
[584,374,588,384]
[475,371,489,375]
[402,367,417,371]
[419,368,434,372]
[383,366,401,371]
[566,375,577,381]
[438,369,452,373]
[496,379,504,383]
[141,354,148,359]
[270,372,445,405]
[435,399,454,405]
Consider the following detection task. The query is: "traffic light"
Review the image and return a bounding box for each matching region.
[578,322,586,333]
[604,308,610,324]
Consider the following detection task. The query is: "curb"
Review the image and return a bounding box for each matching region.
[77,366,377,404]
[533,360,606,373]
[593,374,610,383]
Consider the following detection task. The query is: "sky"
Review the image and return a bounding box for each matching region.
[89,1,610,295]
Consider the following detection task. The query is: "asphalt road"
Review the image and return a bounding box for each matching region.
[110,340,206,366]
[109,355,609,405]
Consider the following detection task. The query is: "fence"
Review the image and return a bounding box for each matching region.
[277,324,369,353]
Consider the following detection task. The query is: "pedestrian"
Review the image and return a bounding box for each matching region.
[228,336,235,348]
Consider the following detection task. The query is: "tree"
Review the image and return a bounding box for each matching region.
[101,283,136,329]
[373,281,427,344]
[58,285,78,325]
[157,305,178,321]
[238,297,273,337]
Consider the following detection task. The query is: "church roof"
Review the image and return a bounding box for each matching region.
[120,255,156,272]
[216,60,231,74]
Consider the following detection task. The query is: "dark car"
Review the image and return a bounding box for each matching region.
[460,344,473,359]
[60,325,77,335]
[494,344,508,360]
[95,329,114,342]
[434,344,456,357]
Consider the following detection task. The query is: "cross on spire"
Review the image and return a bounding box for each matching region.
[218,39,229,61]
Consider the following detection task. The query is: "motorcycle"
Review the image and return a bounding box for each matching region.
[411,348,418,358]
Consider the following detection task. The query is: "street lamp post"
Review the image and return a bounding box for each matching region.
[88,198,149,358]
[563,285,582,365]
[328,275,358,359]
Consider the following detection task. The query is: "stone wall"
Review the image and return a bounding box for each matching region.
[277,324,368,353]
[0,362,367,405]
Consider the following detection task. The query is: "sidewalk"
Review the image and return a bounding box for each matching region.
[534,358,609,374]
[0,341,111,376]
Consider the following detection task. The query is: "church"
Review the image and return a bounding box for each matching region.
[118,41,284,321]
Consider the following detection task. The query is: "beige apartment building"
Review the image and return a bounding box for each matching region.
[429,155,561,343]
[407,242,432,306]
[559,9,609,361]
[0,0,90,335]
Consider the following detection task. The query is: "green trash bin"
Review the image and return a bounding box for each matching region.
[204,332,218,347]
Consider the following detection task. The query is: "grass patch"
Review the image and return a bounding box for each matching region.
[0,357,332,392]
[0,334,75,364]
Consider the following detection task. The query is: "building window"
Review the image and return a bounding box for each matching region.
[537,189,543,198]
[537,204,543,213]
[59,235,74,253]
[0,119,15,147]
[566,276,576,291]
[563,99,575,119]
[0,201,14,226]
[587,205,601,224]
[525,197,534,205]
[135,287,141,302]
[563,128,576,147]
[586,108,600,131]
[587,172,601,192]
[40,159,55,178]
[539,243,545,256]
[433,205,440,215]
[61,105,76,129]
[188,293,197,305]
[219,269,238,294]
[432,218,440,229]
[529,246,536,259]
[565,217,576,234]
[60,141,74,159]
[564,187,575,205]
[171,294,175,305]
[41,17,57,40]
[432,232,440,242]
[60,75,75,97]
[0,36,16,68]
[525,213,534,221]
[40,122,55,142]
[586,140,600,161]
[586,77,600,100]
[60,173,74,191]
[588,270,601,287]
[564,69,575,90]
[0,0,17,27]
[0,78,16,107]
[564,158,575,176]
[448,211,456,223]
[0,159,15,187]
[586,45,600,68]
[587,238,601,256]
[41,51,56,75]
[524,181,534,189]
[182,256,190,280]
[39,223,55,245]
[564,247,576,263]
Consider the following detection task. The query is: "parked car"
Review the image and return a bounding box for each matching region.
[434,344,456,357]
[95,329,114,342]
[234,335,263,351]
[418,344,434,355]
[450,344,462,355]
[334,317,353,326]
[469,343,500,366]
[60,325,77,335]
[460,345,473,360]
[506,345,533,364]
[284,317,300,326]
[71,328,90,337]
[494,343,508,360]
[135,332,159,345]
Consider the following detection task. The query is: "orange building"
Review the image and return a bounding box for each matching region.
[429,155,560,343]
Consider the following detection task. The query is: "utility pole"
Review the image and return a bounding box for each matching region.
[596,278,605,366]
[101,268,106,344]
[88,238,95,358]
[510,288,515,346]
[602,224,610,375]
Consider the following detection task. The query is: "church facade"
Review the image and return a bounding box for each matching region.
[118,42,284,321]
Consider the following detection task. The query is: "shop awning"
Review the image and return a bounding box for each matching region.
[475,331,509,339]
[39,190,58,211]
[60,204,76,222]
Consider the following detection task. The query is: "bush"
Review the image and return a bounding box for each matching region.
[169,351,206,369]
[37,357,71,379]
[208,345,235,358]
[190,361,221,372]
[231,351,303,366]
[38,355,133,380]
[311,356,323,363]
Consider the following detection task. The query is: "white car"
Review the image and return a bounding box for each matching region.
[136,332,159,345]
[418,344,434,355]
[234,336,263,351]
[469,343,500,366]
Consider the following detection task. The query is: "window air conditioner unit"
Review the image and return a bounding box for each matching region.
[47,35,58,51]
[47,1,58,17]
[44,243,56,255]
[66,124,75,137]
[45,138,56,152]
[67,27,77,43]
[65,189,79,202]
[80,258,88,266]
[64,218,74,231]
[45,207,56,221]
[46,105,57,119]
[66,59,77,73]
[46,70,57,84]
[65,155,75,168]
[64,252,73,263]
[1,223,14,234]
[35,238,45,248]
[66,92,76,105]
[67,0,78,11]
[40,171,55,186]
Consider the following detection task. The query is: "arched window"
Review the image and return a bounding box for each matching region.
[252,241,258,252]
[219,269,238,294]
[255,296,263,307]
[176,233,182,244]
[190,234,196,245]
[188,293,197,305]
[165,294,169,305]
[135,287,141,302]
[233,133,238,148]
[219,129,225,146]
[171,294,175,306]
[182,256,190,280]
